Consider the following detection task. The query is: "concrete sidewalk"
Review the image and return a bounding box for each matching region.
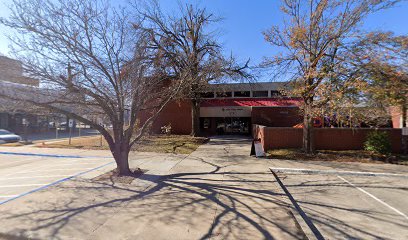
[0,137,304,240]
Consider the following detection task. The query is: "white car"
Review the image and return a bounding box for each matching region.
[0,129,22,143]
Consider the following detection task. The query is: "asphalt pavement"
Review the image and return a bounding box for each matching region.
[0,140,407,239]
[0,146,114,205]
[270,160,408,240]
[0,138,304,240]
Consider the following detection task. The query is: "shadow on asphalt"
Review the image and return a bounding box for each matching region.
[0,157,304,240]
[1,136,403,240]
[276,174,408,239]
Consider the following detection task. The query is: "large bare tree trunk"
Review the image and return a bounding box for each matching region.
[303,104,315,154]
[191,99,200,137]
[111,142,132,176]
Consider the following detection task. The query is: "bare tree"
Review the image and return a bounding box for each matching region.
[138,2,251,136]
[263,0,398,153]
[0,0,183,175]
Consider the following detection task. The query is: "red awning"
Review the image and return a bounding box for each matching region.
[200,98,301,107]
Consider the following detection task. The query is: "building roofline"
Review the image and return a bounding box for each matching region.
[204,81,290,91]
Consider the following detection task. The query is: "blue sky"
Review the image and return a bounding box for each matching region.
[1,0,407,72]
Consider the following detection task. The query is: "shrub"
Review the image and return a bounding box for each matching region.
[364,131,391,155]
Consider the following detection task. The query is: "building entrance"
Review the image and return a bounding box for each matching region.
[215,117,250,135]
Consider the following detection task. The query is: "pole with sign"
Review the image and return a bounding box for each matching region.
[68,119,74,145]
[22,118,28,142]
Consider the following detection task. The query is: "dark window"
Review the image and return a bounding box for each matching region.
[216,92,232,98]
[252,91,269,97]
[271,90,281,97]
[201,118,211,129]
[200,92,215,98]
[234,91,250,97]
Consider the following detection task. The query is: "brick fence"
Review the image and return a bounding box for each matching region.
[252,124,402,153]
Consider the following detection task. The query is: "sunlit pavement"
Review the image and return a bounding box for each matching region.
[270,160,408,239]
[0,147,115,205]
[0,138,305,240]
[2,140,406,239]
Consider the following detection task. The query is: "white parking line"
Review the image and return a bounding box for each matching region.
[14,168,96,174]
[337,176,408,221]
[0,161,114,205]
[0,162,61,178]
[0,175,72,180]
[0,195,18,198]
[0,183,47,188]
[270,167,408,178]
[44,162,104,167]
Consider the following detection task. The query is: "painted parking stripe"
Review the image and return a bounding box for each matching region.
[0,175,72,180]
[338,176,408,221]
[40,162,104,167]
[0,157,100,179]
[0,157,108,179]
[0,183,47,188]
[270,169,325,240]
[0,195,18,199]
[14,168,97,174]
[0,161,107,180]
[0,161,114,205]
[270,167,408,178]
[0,162,69,179]
[0,151,112,159]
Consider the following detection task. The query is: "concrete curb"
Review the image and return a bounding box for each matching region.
[270,168,325,240]
[270,167,408,178]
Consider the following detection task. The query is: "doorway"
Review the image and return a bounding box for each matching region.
[215,117,250,135]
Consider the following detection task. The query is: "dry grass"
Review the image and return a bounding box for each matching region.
[36,134,209,154]
[134,135,209,154]
[0,141,33,147]
[268,148,408,165]
[0,142,24,147]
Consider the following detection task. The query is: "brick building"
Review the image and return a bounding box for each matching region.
[0,56,39,86]
[149,82,302,135]
[0,56,42,134]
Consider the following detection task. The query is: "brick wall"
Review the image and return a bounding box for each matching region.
[0,56,39,86]
[251,107,302,127]
[147,104,303,135]
[253,124,402,153]
[253,126,302,150]
[147,99,192,135]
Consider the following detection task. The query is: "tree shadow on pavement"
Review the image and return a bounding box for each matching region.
[278,176,408,240]
[0,157,305,240]
[2,135,405,240]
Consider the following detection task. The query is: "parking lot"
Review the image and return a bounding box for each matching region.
[270,166,408,240]
[0,147,114,205]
